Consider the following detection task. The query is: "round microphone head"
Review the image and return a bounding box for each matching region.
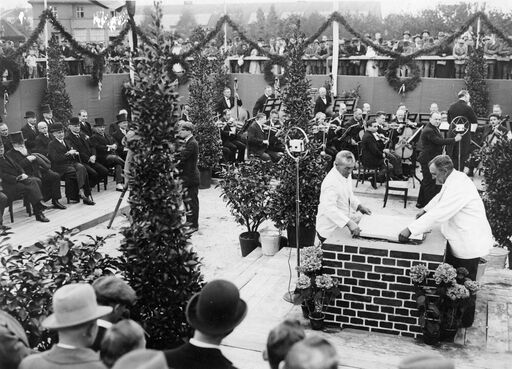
[234,77,238,82]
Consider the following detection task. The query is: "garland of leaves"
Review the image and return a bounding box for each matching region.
[384,58,422,93]
[0,56,22,95]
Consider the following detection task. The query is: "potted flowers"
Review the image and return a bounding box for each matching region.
[293,246,341,330]
[411,263,479,344]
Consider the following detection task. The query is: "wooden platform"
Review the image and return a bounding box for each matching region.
[219,248,512,369]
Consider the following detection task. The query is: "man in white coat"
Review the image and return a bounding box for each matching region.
[399,154,493,327]
[316,151,372,243]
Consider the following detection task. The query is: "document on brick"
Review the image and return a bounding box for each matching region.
[358,214,425,243]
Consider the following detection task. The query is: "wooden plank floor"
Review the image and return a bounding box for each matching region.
[220,248,512,369]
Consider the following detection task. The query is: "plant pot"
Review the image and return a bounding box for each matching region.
[239,231,260,257]
[286,224,316,248]
[440,327,458,342]
[301,300,314,319]
[422,317,441,345]
[309,312,325,331]
[486,247,509,269]
[199,168,212,189]
[260,230,280,256]
[476,257,487,281]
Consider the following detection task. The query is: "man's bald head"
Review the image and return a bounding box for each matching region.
[284,336,337,369]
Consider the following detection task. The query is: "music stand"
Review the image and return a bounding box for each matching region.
[262,98,282,117]
[333,97,359,114]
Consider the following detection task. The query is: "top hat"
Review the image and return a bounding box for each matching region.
[42,283,112,329]
[94,118,106,126]
[112,349,168,369]
[48,123,65,133]
[186,279,247,336]
[24,111,36,119]
[9,131,25,145]
[398,353,454,369]
[116,113,128,123]
[68,117,80,126]
[41,104,52,114]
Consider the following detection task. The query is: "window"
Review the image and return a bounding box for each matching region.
[76,6,84,19]
[50,6,58,18]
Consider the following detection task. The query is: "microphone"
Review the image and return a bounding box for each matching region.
[234,77,238,82]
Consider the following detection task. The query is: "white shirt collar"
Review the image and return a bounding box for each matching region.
[189,338,220,349]
[57,343,77,350]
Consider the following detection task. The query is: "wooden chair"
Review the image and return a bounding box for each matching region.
[97,175,108,192]
[383,162,409,208]
[8,196,32,223]
[355,142,382,188]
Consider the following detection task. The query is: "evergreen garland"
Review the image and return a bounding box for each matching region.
[0,57,22,95]
[384,58,422,94]
[41,37,73,123]
[464,47,489,118]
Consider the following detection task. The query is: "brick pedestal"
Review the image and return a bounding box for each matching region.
[322,227,446,338]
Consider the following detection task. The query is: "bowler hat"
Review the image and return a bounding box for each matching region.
[92,276,136,306]
[94,118,106,126]
[9,131,25,145]
[41,104,52,114]
[112,349,168,369]
[68,117,80,126]
[116,113,128,123]
[42,283,112,329]
[24,111,36,119]
[186,279,247,336]
[398,353,454,369]
[48,123,65,133]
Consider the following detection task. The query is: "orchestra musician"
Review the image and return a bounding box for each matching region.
[311,112,338,161]
[217,109,246,163]
[339,108,365,159]
[216,87,243,116]
[252,86,275,117]
[266,109,285,157]
[329,103,347,127]
[313,87,332,116]
[247,113,272,162]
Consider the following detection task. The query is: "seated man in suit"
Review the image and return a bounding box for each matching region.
[313,87,332,116]
[47,123,95,205]
[66,117,108,189]
[267,109,285,158]
[20,111,39,153]
[253,85,275,117]
[33,122,52,156]
[164,280,247,369]
[89,118,125,191]
[7,132,66,210]
[247,113,272,162]
[111,114,128,160]
[0,123,13,153]
[216,87,243,116]
[218,109,246,163]
[78,109,93,138]
[0,139,49,222]
[340,108,365,158]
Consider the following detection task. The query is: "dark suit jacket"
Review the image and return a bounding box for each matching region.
[18,345,106,369]
[216,96,242,115]
[21,124,38,152]
[446,99,477,158]
[6,150,40,177]
[252,93,275,117]
[33,134,51,156]
[48,139,78,173]
[360,131,384,168]
[1,136,13,153]
[314,96,332,115]
[178,136,199,187]
[417,123,455,165]
[89,133,118,162]
[247,122,267,156]
[164,342,237,369]
[80,121,93,137]
[65,132,95,163]
[0,310,30,369]
[111,129,126,156]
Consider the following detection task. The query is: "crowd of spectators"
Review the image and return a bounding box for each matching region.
[1,277,457,369]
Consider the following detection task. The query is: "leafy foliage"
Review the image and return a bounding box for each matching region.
[41,36,73,123]
[121,2,203,349]
[464,47,489,118]
[483,138,512,253]
[0,228,118,350]
[218,158,276,233]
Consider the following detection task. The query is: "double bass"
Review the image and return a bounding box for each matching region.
[230,77,249,131]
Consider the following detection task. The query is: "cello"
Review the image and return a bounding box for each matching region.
[393,111,418,160]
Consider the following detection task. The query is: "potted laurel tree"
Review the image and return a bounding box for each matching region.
[218,158,275,257]
[293,246,341,330]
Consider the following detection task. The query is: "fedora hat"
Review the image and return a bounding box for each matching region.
[43,283,112,329]
[48,123,65,133]
[24,111,36,119]
[112,349,168,369]
[116,113,128,123]
[68,117,80,126]
[41,104,52,114]
[94,118,106,126]
[186,279,247,336]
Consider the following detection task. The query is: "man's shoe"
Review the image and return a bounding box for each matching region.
[39,202,49,210]
[0,225,11,231]
[35,213,50,222]
[52,200,67,210]
[116,183,124,192]
[370,177,377,189]
[82,196,95,206]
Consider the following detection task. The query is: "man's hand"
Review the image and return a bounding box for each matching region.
[18,173,28,181]
[26,155,36,162]
[416,210,426,219]
[357,204,372,215]
[89,155,96,164]
[398,228,411,243]
[383,148,390,155]
[263,140,269,146]
[454,133,462,142]
[347,220,361,237]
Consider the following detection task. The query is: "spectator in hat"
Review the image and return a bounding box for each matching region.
[21,111,39,152]
[0,123,13,152]
[66,117,109,190]
[89,118,126,192]
[7,131,66,210]
[112,114,129,160]
[398,352,454,369]
[163,279,247,369]
[33,121,51,156]
[41,104,55,127]
[47,123,95,205]
[112,349,168,369]
[78,110,93,137]
[0,138,49,222]
[100,320,146,368]
[91,276,137,351]
[18,283,112,369]
[348,38,366,75]
[263,320,305,369]
[0,309,31,369]
[283,336,338,369]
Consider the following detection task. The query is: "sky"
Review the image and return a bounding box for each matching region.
[2,0,511,17]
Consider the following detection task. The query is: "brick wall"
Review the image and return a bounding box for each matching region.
[322,243,444,337]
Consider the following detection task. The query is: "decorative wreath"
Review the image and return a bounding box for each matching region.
[167,56,190,85]
[0,56,22,96]
[385,58,422,94]
[262,54,288,86]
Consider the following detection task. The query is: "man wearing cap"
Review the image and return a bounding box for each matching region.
[90,276,137,351]
[0,310,31,369]
[21,111,39,152]
[89,118,125,191]
[78,110,93,138]
[112,114,129,160]
[47,123,95,205]
[7,132,66,210]
[33,122,51,156]
[41,104,55,127]
[176,121,200,230]
[0,138,49,222]
[164,279,247,369]
[66,117,109,189]
[18,283,111,369]
[0,123,13,152]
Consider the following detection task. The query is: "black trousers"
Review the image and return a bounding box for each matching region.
[417,161,441,208]
[40,169,62,202]
[0,191,8,225]
[100,155,125,184]
[223,140,246,162]
[445,243,480,328]
[84,162,109,187]
[184,185,199,228]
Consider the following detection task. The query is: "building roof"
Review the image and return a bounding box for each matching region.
[28,0,124,8]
